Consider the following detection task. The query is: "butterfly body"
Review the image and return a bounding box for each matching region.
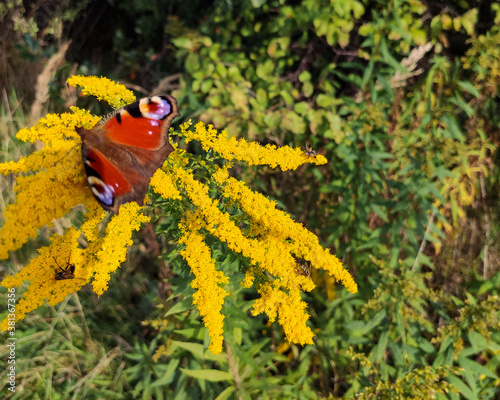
[77,95,179,214]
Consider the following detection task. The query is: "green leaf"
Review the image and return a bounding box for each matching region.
[172,37,194,50]
[215,387,236,400]
[200,79,213,94]
[282,111,306,134]
[344,320,366,337]
[468,330,488,352]
[368,151,393,161]
[441,113,465,141]
[294,101,308,115]
[165,297,193,316]
[298,70,311,82]
[352,2,365,18]
[449,95,474,117]
[250,0,267,8]
[303,81,314,97]
[370,203,388,222]
[185,53,201,75]
[180,368,234,382]
[448,377,476,400]
[458,81,480,97]
[256,59,274,79]
[231,87,249,112]
[256,88,268,108]
[174,328,206,341]
[478,272,500,295]
[171,341,205,358]
[373,330,389,361]
[280,90,294,106]
[458,355,498,380]
[215,63,227,78]
[380,38,407,72]
[150,359,180,387]
[316,93,334,108]
[233,327,243,346]
[365,310,387,332]
[361,59,374,89]
[417,338,435,354]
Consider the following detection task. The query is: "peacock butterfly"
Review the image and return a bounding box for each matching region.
[76,95,179,214]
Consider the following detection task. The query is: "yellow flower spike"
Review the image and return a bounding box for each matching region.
[0,228,86,330]
[180,121,327,171]
[0,76,154,328]
[150,169,183,201]
[90,202,150,296]
[0,148,93,259]
[80,202,106,243]
[16,110,98,144]
[0,103,105,259]
[0,142,73,175]
[168,167,324,348]
[252,284,314,346]
[170,162,355,345]
[180,119,193,131]
[173,166,319,291]
[67,75,136,109]
[0,109,97,176]
[214,174,358,294]
[0,74,356,353]
[242,267,258,288]
[178,227,229,354]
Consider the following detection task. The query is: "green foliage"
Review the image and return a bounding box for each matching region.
[1,0,500,399]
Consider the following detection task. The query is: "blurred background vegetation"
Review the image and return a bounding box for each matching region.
[0,0,499,398]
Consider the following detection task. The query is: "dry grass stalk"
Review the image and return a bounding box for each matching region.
[29,41,71,127]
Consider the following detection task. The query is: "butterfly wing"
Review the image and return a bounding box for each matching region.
[77,95,179,213]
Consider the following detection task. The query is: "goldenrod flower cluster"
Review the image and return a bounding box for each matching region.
[180,120,328,170]
[66,75,136,109]
[0,76,357,354]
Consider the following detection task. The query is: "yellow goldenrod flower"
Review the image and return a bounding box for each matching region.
[212,169,358,294]
[80,202,106,243]
[162,162,356,350]
[252,283,314,345]
[90,202,150,295]
[0,148,91,260]
[0,75,357,355]
[0,227,85,331]
[180,120,328,170]
[0,76,150,330]
[178,223,229,354]
[67,75,136,109]
[0,107,101,259]
[0,203,147,333]
[150,168,183,201]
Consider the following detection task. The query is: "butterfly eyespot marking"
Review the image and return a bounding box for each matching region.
[138,96,172,120]
[88,176,114,206]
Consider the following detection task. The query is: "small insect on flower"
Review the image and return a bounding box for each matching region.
[304,143,317,157]
[297,261,312,277]
[53,256,78,281]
